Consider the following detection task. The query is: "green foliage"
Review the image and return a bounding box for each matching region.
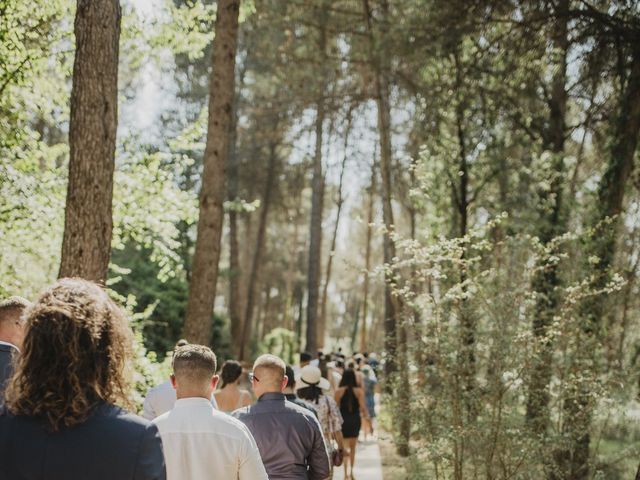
[259,327,297,365]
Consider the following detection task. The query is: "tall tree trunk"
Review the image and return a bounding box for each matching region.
[363,0,399,380]
[359,160,376,353]
[59,0,121,282]
[182,0,240,344]
[526,0,569,437]
[228,66,246,355]
[239,140,278,360]
[556,45,640,480]
[452,49,476,421]
[318,111,352,349]
[305,2,330,354]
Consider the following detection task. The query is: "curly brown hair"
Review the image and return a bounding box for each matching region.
[5,278,133,431]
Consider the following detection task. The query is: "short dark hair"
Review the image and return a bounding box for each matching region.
[172,344,217,384]
[300,352,312,363]
[285,365,296,389]
[0,296,31,325]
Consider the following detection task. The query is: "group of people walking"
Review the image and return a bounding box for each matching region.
[0,278,379,480]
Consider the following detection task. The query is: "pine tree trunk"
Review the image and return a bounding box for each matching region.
[526,0,569,437]
[359,160,376,353]
[59,0,121,282]
[306,100,325,355]
[182,0,240,345]
[239,140,278,360]
[318,112,351,349]
[363,0,399,380]
[228,67,246,356]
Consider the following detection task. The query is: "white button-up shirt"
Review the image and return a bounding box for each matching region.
[142,380,218,420]
[153,397,268,480]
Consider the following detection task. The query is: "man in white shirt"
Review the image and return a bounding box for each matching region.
[0,296,31,402]
[153,344,267,480]
[142,340,217,420]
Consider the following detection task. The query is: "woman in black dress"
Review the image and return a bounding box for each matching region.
[335,368,369,480]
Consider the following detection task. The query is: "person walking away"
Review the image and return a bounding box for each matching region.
[0,296,31,403]
[361,365,377,439]
[143,340,218,419]
[214,360,252,413]
[335,369,369,480]
[284,365,317,416]
[0,278,165,480]
[233,354,330,480]
[297,365,345,477]
[153,345,267,480]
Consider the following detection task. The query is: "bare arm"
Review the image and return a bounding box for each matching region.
[355,388,369,419]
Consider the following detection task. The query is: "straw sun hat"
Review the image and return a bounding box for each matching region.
[295,365,331,391]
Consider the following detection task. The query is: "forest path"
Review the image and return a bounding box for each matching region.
[333,437,384,480]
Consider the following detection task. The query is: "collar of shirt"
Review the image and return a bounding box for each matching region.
[173,397,214,409]
[258,392,286,402]
[0,340,19,352]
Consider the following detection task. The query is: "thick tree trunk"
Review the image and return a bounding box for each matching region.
[182,0,240,345]
[239,140,278,361]
[526,0,569,437]
[59,0,121,282]
[556,46,640,480]
[318,112,352,349]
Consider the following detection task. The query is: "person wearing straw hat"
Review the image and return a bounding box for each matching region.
[297,365,345,474]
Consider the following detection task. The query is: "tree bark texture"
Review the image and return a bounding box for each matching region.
[182,0,240,345]
[59,0,121,282]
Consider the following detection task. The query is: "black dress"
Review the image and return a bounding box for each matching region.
[339,388,361,439]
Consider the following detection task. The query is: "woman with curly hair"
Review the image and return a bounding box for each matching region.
[213,359,252,412]
[0,278,166,480]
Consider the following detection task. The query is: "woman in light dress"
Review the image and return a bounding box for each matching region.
[213,360,252,413]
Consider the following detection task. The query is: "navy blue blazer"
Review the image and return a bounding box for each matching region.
[0,402,166,480]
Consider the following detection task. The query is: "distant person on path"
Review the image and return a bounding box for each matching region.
[0,278,166,480]
[214,359,252,413]
[153,344,267,480]
[284,365,317,415]
[335,368,370,480]
[143,340,218,419]
[294,351,313,376]
[361,365,378,439]
[233,354,330,480]
[0,296,31,403]
[297,365,345,475]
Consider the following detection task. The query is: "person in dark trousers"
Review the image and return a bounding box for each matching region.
[0,278,166,480]
[233,354,330,480]
[0,296,30,403]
